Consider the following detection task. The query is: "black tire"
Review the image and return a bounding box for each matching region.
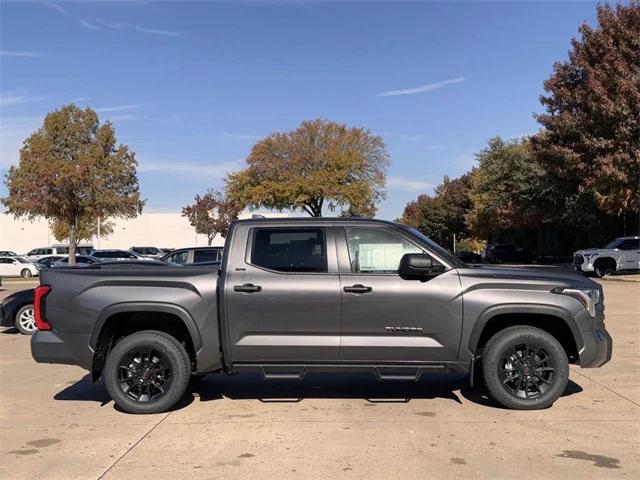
[104,330,191,414]
[14,304,36,335]
[593,259,615,278]
[482,326,569,410]
[20,268,32,278]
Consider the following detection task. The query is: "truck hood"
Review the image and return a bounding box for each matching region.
[575,249,614,256]
[458,265,598,290]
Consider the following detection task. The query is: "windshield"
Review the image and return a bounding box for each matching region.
[14,257,31,264]
[602,239,623,249]
[400,226,467,268]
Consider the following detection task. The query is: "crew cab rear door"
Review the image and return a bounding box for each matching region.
[222,223,341,362]
[336,225,463,362]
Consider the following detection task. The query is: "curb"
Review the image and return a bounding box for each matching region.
[600,276,640,284]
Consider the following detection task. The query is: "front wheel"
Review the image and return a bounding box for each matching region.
[594,259,615,278]
[104,330,191,414]
[482,326,569,410]
[20,269,33,278]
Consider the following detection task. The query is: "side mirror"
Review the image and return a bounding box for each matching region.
[399,253,444,281]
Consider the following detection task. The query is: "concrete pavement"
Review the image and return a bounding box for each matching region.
[0,281,638,479]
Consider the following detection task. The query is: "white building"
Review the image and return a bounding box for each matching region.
[0,211,289,254]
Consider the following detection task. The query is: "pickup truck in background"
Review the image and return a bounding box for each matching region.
[573,236,640,277]
[31,218,612,414]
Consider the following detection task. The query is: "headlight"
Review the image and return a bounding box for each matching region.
[551,287,600,317]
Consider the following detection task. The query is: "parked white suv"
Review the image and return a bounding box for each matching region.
[573,236,640,277]
[26,244,93,261]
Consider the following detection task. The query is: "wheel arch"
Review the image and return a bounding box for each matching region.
[90,302,203,375]
[593,256,617,269]
[469,304,582,363]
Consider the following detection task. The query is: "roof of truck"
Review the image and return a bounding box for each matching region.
[234,217,401,226]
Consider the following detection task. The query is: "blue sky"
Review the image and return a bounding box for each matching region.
[1,1,598,219]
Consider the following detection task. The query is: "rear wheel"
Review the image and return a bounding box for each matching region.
[104,330,191,414]
[15,304,36,335]
[482,326,569,410]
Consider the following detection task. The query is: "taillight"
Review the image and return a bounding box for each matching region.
[34,285,52,331]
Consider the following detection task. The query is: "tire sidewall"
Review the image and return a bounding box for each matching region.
[482,326,569,410]
[104,331,191,414]
[15,304,36,335]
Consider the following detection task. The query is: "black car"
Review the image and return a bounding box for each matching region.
[0,288,36,335]
[160,246,223,265]
[481,244,527,264]
[36,255,66,269]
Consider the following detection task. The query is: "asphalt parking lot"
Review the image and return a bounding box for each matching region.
[0,279,638,479]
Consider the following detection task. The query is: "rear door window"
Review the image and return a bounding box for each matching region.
[193,249,220,262]
[251,228,327,273]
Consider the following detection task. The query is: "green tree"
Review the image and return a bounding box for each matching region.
[466,137,549,239]
[399,172,473,249]
[182,190,242,245]
[2,104,144,264]
[50,217,115,245]
[533,1,640,228]
[226,119,389,217]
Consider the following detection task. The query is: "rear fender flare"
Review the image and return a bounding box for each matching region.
[89,302,203,354]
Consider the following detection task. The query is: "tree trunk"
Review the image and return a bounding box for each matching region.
[68,220,77,266]
[208,234,213,246]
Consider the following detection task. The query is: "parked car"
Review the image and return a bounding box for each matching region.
[160,246,223,265]
[456,251,482,264]
[130,246,167,259]
[52,255,103,267]
[0,256,39,278]
[91,249,145,261]
[32,218,611,414]
[36,256,66,269]
[0,250,18,256]
[573,236,640,277]
[0,288,35,334]
[481,243,527,264]
[26,244,93,261]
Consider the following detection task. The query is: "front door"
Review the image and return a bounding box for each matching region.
[224,225,341,363]
[619,238,640,270]
[337,226,463,362]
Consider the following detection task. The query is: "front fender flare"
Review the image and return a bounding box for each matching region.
[467,303,584,355]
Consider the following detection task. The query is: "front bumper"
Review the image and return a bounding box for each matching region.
[579,327,613,367]
[31,330,93,370]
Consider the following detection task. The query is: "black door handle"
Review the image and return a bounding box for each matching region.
[234,283,262,293]
[343,284,372,294]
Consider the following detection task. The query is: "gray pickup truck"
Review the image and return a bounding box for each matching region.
[31,218,612,414]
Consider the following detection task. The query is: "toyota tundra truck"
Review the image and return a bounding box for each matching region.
[31,218,612,414]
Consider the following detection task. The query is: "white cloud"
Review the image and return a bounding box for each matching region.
[387,176,432,192]
[80,19,101,31]
[138,160,242,178]
[103,114,148,122]
[222,133,261,140]
[0,50,46,57]
[0,91,53,107]
[95,104,141,113]
[47,3,181,37]
[133,26,181,37]
[375,77,466,97]
[400,134,425,142]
